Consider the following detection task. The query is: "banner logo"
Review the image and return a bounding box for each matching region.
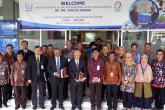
[114,1,122,12]
[25,3,33,12]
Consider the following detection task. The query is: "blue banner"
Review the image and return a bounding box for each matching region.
[0,21,18,36]
[0,38,19,52]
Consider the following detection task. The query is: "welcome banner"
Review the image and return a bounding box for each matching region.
[19,0,165,29]
[19,0,135,29]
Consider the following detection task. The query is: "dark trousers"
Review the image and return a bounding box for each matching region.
[14,86,27,107]
[152,86,165,109]
[70,82,83,108]
[0,84,8,105]
[63,77,69,99]
[7,82,12,99]
[27,84,32,99]
[31,81,45,106]
[102,84,106,99]
[89,83,102,109]
[118,85,122,100]
[106,84,118,109]
[47,80,52,99]
[51,80,64,107]
[122,92,134,108]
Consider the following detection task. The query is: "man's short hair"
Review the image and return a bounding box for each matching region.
[54,48,61,51]
[92,48,99,53]
[109,51,116,56]
[96,38,102,42]
[34,46,41,50]
[145,43,151,47]
[156,49,164,55]
[6,44,13,49]
[103,45,109,49]
[77,41,83,45]
[17,50,23,56]
[48,44,53,48]
[21,40,28,45]
[131,43,138,48]
[74,49,81,55]
[42,45,47,49]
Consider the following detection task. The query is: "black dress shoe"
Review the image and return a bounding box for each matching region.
[78,107,82,110]
[48,97,51,99]
[50,106,56,110]
[15,106,20,109]
[22,106,26,109]
[3,104,8,107]
[59,106,64,109]
[40,105,45,109]
[33,106,37,110]
[0,105,2,108]
[72,106,76,110]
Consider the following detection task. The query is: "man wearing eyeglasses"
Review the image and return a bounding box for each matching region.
[87,48,104,110]
[151,49,165,110]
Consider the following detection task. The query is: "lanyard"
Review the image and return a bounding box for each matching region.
[109,61,115,72]
[141,64,147,75]
[158,62,163,70]
[103,56,108,62]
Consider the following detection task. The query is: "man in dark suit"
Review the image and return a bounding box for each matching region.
[19,40,34,100]
[151,6,158,24]
[69,50,87,110]
[27,46,47,110]
[130,5,139,26]
[47,48,67,110]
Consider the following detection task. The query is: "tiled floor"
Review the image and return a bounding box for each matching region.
[0,88,157,110]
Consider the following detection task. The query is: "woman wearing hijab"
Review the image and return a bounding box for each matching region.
[120,53,137,110]
[134,54,153,110]
[113,46,119,55]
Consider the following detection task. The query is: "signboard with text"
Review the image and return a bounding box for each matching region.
[19,0,165,29]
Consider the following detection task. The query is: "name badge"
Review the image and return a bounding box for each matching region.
[160,71,163,75]
[61,69,63,78]
[97,65,100,70]
[141,76,144,80]
[110,72,113,77]
[1,72,4,75]
[22,70,24,74]
[98,78,100,82]
[125,76,128,81]
[68,59,70,62]
[41,65,44,69]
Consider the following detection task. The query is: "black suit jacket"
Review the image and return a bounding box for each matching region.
[19,49,34,62]
[151,12,157,23]
[27,54,47,83]
[47,56,67,84]
[68,59,87,85]
[130,10,138,26]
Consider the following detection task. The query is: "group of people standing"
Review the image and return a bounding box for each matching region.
[0,38,164,110]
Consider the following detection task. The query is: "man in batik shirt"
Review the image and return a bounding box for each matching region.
[10,51,28,109]
[151,49,165,110]
[61,40,74,100]
[0,53,10,108]
[3,44,16,99]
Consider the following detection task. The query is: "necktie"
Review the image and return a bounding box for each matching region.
[76,60,78,69]
[24,52,26,56]
[37,57,40,76]
[57,58,60,78]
